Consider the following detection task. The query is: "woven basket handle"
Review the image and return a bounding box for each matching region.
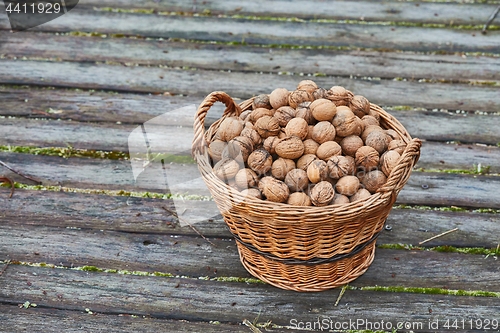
[378,138,422,197]
[192,91,242,156]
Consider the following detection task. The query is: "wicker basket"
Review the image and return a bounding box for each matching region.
[192,91,421,292]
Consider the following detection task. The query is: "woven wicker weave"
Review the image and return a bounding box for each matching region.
[192,91,421,292]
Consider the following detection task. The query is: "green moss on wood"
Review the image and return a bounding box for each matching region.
[354,285,500,298]
[0,145,129,160]
[378,243,500,256]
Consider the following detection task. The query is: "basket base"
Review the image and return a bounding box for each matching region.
[237,241,376,292]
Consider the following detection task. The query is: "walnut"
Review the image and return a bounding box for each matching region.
[295,102,315,125]
[263,136,281,155]
[326,86,353,106]
[288,90,314,109]
[217,116,244,142]
[222,136,254,163]
[252,94,272,110]
[309,181,335,206]
[274,106,297,127]
[240,188,262,200]
[386,129,402,141]
[306,125,314,140]
[287,192,312,206]
[303,139,319,155]
[213,158,241,182]
[310,98,337,122]
[340,135,364,157]
[361,115,379,127]
[284,168,309,192]
[297,80,318,94]
[362,170,387,193]
[259,176,290,203]
[335,175,360,196]
[368,108,381,121]
[269,88,290,109]
[235,168,259,190]
[247,148,273,175]
[350,188,371,202]
[332,106,363,137]
[311,121,336,144]
[380,150,401,177]
[249,107,275,123]
[349,95,371,119]
[240,126,262,146]
[285,117,309,140]
[307,159,328,183]
[271,158,295,180]
[361,125,385,142]
[327,155,355,179]
[312,87,328,100]
[208,139,227,163]
[296,154,318,171]
[316,141,342,160]
[278,130,287,139]
[332,193,350,205]
[254,115,280,138]
[239,110,252,121]
[388,140,407,155]
[365,130,390,155]
[275,136,305,159]
[355,146,380,171]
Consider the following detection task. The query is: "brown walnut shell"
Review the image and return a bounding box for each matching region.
[222,136,254,162]
[311,121,336,144]
[208,139,227,162]
[335,175,360,196]
[361,115,379,127]
[386,129,402,141]
[284,168,309,192]
[274,106,297,127]
[254,115,280,138]
[332,193,350,205]
[275,136,305,160]
[350,188,371,202]
[307,159,329,183]
[296,154,319,171]
[310,98,337,122]
[259,176,290,203]
[326,86,353,106]
[388,140,407,155]
[263,136,281,155]
[327,155,356,179]
[240,126,262,146]
[312,87,328,100]
[316,141,342,161]
[269,88,290,109]
[252,94,272,110]
[250,107,275,123]
[247,148,273,175]
[365,130,390,155]
[309,181,335,206]
[285,117,309,140]
[297,80,318,94]
[217,116,244,142]
[362,170,387,193]
[240,188,262,200]
[302,139,319,155]
[380,150,401,177]
[349,95,371,119]
[287,192,312,206]
[288,90,314,109]
[213,158,241,182]
[234,168,259,190]
[361,125,385,142]
[340,135,364,157]
[271,158,296,180]
[332,106,363,137]
[295,102,315,125]
[355,146,380,171]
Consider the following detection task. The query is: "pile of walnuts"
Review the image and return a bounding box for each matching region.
[207,80,407,206]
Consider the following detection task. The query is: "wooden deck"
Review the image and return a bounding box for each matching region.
[1,1,499,332]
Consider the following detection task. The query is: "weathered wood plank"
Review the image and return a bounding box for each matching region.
[1,223,499,291]
[2,31,499,82]
[1,265,498,332]
[1,60,499,113]
[1,151,500,208]
[1,10,499,53]
[3,87,500,144]
[0,304,265,333]
[77,0,500,26]
[2,189,498,248]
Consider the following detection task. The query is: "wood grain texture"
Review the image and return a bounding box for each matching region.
[1,223,499,291]
[1,189,498,248]
[1,264,499,331]
[77,0,500,26]
[0,304,263,333]
[1,9,499,53]
[1,59,499,112]
[2,31,499,82]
